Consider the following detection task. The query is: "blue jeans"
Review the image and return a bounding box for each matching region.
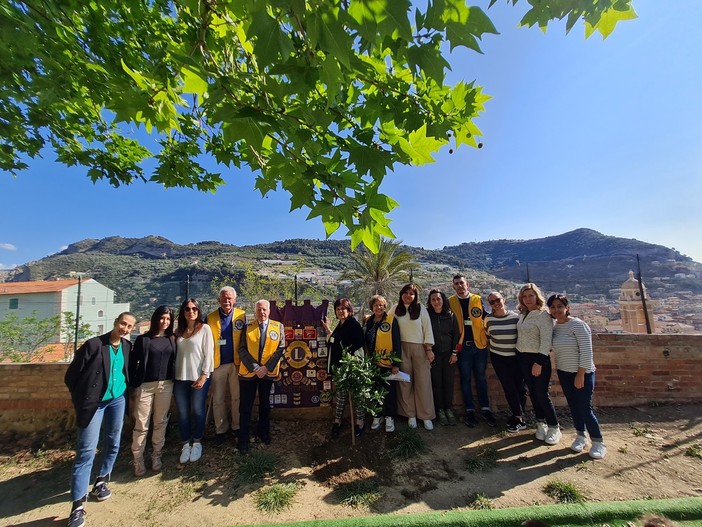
[557,370,603,441]
[174,379,210,443]
[71,394,125,501]
[457,343,490,411]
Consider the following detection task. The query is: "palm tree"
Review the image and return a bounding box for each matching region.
[341,238,418,309]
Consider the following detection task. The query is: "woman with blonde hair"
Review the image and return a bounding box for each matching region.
[516,283,560,445]
[364,295,401,432]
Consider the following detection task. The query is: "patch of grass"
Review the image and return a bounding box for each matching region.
[160,469,209,510]
[335,480,383,509]
[685,443,702,459]
[253,482,299,513]
[631,425,653,437]
[464,446,499,473]
[237,451,279,484]
[389,428,428,459]
[467,492,494,510]
[543,479,587,504]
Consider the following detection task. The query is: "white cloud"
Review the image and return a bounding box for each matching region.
[0,243,17,251]
[0,263,17,270]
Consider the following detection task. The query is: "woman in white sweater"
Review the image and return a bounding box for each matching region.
[174,298,214,464]
[391,284,436,430]
[548,294,606,459]
[515,283,560,445]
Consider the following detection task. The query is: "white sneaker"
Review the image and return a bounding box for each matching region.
[189,442,203,462]
[535,422,548,441]
[570,435,589,453]
[179,443,191,463]
[545,426,562,445]
[371,417,382,430]
[385,417,395,432]
[408,417,417,429]
[423,419,434,431]
[589,442,607,459]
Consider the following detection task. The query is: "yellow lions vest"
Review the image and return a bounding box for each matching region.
[448,294,487,349]
[207,308,245,368]
[373,314,395,368]
[239,320,284,378]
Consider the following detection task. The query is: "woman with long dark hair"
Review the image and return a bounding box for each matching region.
[548,294,606,459]
[129,305,176,476]
[321,297,366,438]
[391,284,435,430]
[516,283,560,445]
[174,298,214,464]
[426,290,460,426]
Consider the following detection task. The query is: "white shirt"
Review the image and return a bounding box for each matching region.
[390,303,435,345]
[175,324,215,381]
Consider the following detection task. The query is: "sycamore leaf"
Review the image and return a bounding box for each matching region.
[585,6,638,39]
[397,124,445,165]
[347,141,394,180]
[181,65,208,97]
[407,43,449,83]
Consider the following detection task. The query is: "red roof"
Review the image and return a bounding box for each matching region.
[0,279,81,295]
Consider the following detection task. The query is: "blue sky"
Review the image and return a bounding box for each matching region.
[2,0,701,269]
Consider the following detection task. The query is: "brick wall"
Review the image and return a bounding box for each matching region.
[1,334,700,433]
[479,333,702,409]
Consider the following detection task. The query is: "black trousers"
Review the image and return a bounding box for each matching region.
[377,367,397,418]
[490,352,527,418]
[430,352,456,411]
[239,377,273,447]
[517,352,558,426]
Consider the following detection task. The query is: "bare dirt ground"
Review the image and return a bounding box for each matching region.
[1,404,701,527]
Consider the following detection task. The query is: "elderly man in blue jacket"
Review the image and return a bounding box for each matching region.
[64,311,136,527]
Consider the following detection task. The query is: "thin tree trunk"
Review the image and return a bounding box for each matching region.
[349,392,356,446]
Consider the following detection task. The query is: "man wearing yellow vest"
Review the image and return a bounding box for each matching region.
[448,274,496,427]
[237,299,285,455]
[207,286,246,445]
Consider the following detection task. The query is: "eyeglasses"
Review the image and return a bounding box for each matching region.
[184,307,198,312]
[488,298,503,306]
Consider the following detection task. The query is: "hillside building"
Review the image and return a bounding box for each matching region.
[0,278,130,341]
[619,271,656,334]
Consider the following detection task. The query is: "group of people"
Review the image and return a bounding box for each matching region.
[324,276,606,464]
[63,276,606,527]
[63,287,284,527]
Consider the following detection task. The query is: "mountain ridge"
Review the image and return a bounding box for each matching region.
[3,229,699,318]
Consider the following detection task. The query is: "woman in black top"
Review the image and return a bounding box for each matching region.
[128,305,176,476]
[427,290,461,426]
[321,298,365,438]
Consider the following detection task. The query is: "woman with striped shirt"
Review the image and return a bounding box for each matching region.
[484,292,527,433]
[547,294,606,459]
